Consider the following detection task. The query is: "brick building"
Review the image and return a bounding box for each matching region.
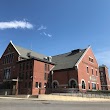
[99,65,110,90]
[52,46,101,92]
[0,41,108,95]
[0,41,54,95]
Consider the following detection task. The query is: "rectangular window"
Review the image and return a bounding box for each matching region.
[26,62,29,70]
[3,53,14,64]
[26,72,28,79]
[35,82,38,88]
[29,71,32,78]
[30,61,32,69]
[29,82,31,88]
[88,82,90,89]
[91,59,93,62]
[23,63,25,70]
[89,57,91,61]
[19,64,22,71]
[45,64,47,71]
[44,83,47,88]
[89,57,94,63]
[44,73,47,80]
[39,82,42,88]
[22,73,24,79]
[24,82,27,88]
[92,69,93,75]
[19,73,22,78]
[48,65,50,71]
[3,68,11,79]
[87,67,89,73]
[96,71,98,76]
[92,83,96,90]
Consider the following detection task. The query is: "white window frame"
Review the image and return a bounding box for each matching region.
[81,79,86,90]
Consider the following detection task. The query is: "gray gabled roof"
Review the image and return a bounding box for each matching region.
[52,49,86,71]
[14,45,46,59]
[10,41,47,60]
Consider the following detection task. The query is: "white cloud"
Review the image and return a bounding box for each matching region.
[37,25,47,31]
[95,50,110,68]
[43,32,47,36]
[0,20,33,30]
[47,34,52,37]
[40,32,52,38]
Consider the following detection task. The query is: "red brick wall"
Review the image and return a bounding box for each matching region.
[32,60,54,95]
[53,69,78,88]
[78,47,101,91]
[0,43,19,80]
[17,59,34,94]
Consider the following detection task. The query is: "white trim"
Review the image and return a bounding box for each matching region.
[81,79,86,90]
[91,82,96,84]
[89,56,93,59]
[50,65,55,71]
[96,70,98,77]
[68,78,77,86]
[75,45,91,68]
[89,56,94,64]
[91,82,96,90]
[88,81,90,90]
[86,66,89,74]
[10,41,21,55]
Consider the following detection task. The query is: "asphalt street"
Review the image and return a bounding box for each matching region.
[0,99,110,110]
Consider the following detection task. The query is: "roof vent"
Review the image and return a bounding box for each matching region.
[44,57,48,60]
[71,49,81,53]
[27,52,31,58]
[48,56,52,62]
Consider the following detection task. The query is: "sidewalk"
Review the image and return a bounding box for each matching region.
[0,94,110,102]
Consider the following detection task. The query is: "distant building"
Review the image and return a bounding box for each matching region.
[52,46,101,92]
[99,65,110,90]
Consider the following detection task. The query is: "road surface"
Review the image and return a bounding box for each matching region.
[0,99,110,110]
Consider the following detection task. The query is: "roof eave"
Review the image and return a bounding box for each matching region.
[10,40,21,55]
[75,45,91,68]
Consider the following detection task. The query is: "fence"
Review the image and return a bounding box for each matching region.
[50,88,110,99]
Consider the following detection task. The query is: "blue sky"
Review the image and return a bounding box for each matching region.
[0,0,110,71]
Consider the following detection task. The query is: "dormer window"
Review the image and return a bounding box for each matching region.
[27,52,31,58]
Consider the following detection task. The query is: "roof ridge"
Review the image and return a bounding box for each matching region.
[14,44,33,52]
[52,48,86,57]
[52,52,71,57]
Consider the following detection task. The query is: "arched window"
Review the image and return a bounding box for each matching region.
[70,80,77,88]
[53,82,58,88]
[52,80,59,88]
[82,81,85,89]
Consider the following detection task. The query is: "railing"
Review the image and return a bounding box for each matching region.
[0,89,12,95]
[52,88,79,93]
[50,88,110,99]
